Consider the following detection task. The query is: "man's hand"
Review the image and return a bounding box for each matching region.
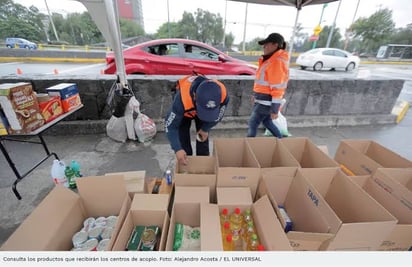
[271,112,279,120]
[176,149,188,165]
[197,129,209,142]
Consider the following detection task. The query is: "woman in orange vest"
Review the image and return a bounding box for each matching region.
[165,74,229,165]
[247,32,289,138]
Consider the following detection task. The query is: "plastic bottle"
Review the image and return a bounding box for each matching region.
[221,221,231,241]
[65,166,77,189]
[70,160,82,177]
[223,234,234,251]
[242,221,256,243]
[229,207,243,250]
[243,209,252,226]
[220,208,229,227]
[51,159,67,187]
[165,169,172,185]
[247,233,259,251]
[257,244,265,251]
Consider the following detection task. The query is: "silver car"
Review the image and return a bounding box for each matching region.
[296,48,360,72]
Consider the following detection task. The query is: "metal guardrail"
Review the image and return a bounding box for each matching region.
[0,42,111,52]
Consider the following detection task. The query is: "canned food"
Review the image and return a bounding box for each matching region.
[101,227,113,240]
[80,238,98,251]
[95,216,107,226]
[88,226,103,241]
[106,216,117,228]
[72,231,88,248]
[83,217,95,228]
[141,228,157,248]
[97,239,110,251]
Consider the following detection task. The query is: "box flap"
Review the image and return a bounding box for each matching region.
[105,170,146,194]
[174,186,210,204]
[176,156,216,174]
[287,231,334,251]
[77,175,128,217]
[131,193,169,211]
[200,203,222,251]
[216,187,253,206]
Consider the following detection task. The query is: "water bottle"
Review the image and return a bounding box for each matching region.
[65,166,77,189]
[165,169,172,185]
[51,159,67,187]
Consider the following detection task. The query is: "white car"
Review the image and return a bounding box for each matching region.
[296,48,360,72]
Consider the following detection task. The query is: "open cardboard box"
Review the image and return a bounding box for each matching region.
[112,194,170,251]
[349,168,412,251]
[165,185,210,251]
[174,156,217,203]
[256,167,334,251]
[215,187,292,251]
[280,137,339,168]
[105,170,146,198]
[214,137,261,200]
[1,175,130,251]
[334,139,412,175]
[300,168,398,250]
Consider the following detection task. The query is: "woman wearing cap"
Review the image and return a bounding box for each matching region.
[247,32,289,138]
[165,75,229,165]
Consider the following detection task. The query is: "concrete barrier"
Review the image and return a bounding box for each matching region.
[1,74,403,135]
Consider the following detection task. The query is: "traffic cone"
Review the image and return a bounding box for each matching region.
[100,69,104,75]
[16,68,23,75]
[53,69,59,75]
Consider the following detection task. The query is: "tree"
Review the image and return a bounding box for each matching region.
[351,8,395,53]
[390,23,412,44]
[119,18,145,38]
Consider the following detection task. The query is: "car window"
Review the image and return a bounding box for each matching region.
[333,50,347,58]
[184,44,219,61]
[322,50,335,56]
[146,43,179,57]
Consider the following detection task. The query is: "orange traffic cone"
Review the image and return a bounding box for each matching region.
[53,69,59,75]
[100,69,104,74]
[16,68,23,75]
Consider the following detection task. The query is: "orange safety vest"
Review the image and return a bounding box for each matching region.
[253,49,289,100]
[177,75,227,118]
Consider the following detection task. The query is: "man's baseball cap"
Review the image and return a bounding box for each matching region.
[196,80,222,122]
[258,32,285,45]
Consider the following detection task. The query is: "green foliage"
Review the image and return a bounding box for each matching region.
[351,8,395,53]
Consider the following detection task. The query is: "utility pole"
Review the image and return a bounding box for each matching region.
[344,0,360,50]
[312,4,327,49]
[242,3,248,54]
[167,0,171,38]
[44,0,59,42]
[222,0,228,47]
[326,0,342,48]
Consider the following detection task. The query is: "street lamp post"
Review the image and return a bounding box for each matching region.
[44,0,59,41]
[326,0,342,48]
[222,0,227,47]
[242,3,248,54]
[312,3,327,49]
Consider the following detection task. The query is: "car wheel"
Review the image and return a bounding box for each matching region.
[300,66,307,70]
[313,62,323,71]
[24,45,29,49]
[6,45,12,48]
[345,62,356,72]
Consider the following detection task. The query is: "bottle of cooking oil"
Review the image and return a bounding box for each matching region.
[247,233,259,251]
[221,221,231,242]
[229,207,243,250]
[220,208,229,227]
[242,209,252,228]
[223,234,234,251]
[242,221,256,243]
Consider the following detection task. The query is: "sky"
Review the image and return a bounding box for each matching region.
[14,0,412,43]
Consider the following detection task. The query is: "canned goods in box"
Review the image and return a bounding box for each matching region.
[80,238,98,251]
[97,239,110,251]
[88,226,103,241]
[83,217,95,228]
[106,216,117,228]
[72,231,88,248]
[101,227,114,240]
[95,216,107,227]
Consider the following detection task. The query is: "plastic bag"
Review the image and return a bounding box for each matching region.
[125,96,140,141]
[264,112,290,137]
[134,112,157,143]
[106,115,127,142]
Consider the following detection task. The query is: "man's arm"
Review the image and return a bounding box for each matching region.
[165,92,185,152]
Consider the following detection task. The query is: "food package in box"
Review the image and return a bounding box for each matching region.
[38,95,63,123]
[46,83,82,113]
[0,83,45,134]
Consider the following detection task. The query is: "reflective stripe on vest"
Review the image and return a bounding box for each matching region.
[254,54,288,96]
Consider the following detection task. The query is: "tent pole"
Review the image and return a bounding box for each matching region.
[287,8,300,66]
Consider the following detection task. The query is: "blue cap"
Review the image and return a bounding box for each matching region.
[196,80,222,122]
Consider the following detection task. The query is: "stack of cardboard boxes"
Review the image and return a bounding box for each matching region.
[1,137,411,251]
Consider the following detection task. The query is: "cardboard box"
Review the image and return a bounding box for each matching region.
[46,83,82,113]
[174,156,217,203]
[215,187,292,251]
[350,168,412,251]
[105,170,146,198]
[38,95,63,123]
[334,139,412,175]
[0,82,45,134]
[280,137,339,168]
[214,138,261,199]
[1,175,130,251]
[257,168,334,250]
[0,108,9,135]
[300,168,398,250]
[174,186,210,204]
[165,184,210,251]
[112,194,170,251]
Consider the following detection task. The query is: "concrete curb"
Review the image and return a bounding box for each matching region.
[392,100,411,123]
[43,114,397,136]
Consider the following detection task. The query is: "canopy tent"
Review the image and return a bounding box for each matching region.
[229,0,339,63]
[75,0,129,93]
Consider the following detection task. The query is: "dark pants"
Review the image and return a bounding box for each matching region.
[178,116,209,156]
[247,103,282,138]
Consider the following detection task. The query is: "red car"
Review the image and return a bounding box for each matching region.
[104,38,257,75]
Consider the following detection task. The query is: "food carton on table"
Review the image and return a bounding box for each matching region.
[46,83,81,113]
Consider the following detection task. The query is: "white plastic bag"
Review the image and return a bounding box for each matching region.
[106,115,127,142]
[124,96,141,141]
[134,112,157,142]
[264,112,290,137]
